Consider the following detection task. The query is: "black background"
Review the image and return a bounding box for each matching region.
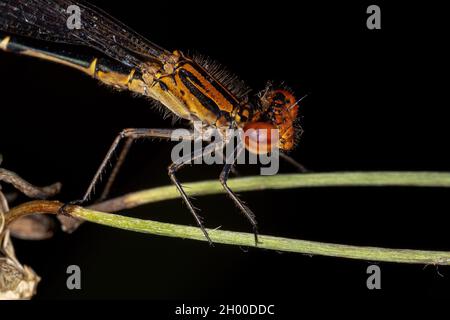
[0,0,449,303]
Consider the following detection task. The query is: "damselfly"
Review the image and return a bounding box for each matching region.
[0,0,306,245]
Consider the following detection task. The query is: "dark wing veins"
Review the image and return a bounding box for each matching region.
[0,0,171,67]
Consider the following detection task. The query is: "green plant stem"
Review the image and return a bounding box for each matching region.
[71,206,450,265]
[91,172,450,212]
[4,172,450,265]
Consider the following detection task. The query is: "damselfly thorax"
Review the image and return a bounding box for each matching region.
[0,0,306,245]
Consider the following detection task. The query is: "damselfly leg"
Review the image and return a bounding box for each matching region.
[98,137,133,202]
[280,153,309,173]
[58,128,191,211]
[168,141,226,246]
[231,154,308,177]
[220,141,259,244]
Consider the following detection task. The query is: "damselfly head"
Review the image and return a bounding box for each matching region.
[243,88,302,154]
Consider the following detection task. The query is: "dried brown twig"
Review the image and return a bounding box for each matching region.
[0,168,61,199]
[0,158,62,299]
[0,188,40,300]
[0,161,60,240]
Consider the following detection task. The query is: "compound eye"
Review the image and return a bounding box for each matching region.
[243,122,279,154]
